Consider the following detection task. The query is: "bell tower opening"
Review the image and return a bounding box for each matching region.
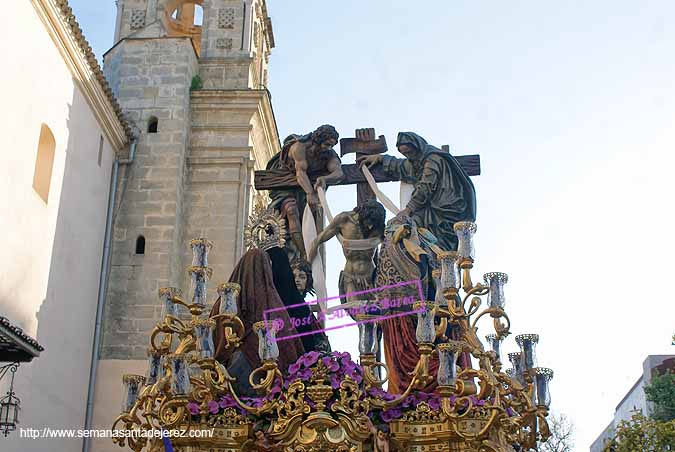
[163,0,204,56]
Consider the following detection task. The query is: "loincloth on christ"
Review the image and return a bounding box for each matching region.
[338,270,379,319]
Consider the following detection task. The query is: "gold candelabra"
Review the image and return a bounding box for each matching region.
[112,223,554,452]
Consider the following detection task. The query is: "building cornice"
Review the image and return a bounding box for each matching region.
[31,0,133,153]
[190,89,280,161]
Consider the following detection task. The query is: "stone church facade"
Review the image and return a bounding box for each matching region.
[0,1,279,450]
[91,0,280,450]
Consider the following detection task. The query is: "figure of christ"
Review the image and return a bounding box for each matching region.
[307,199,386,316]
[266,125,343,262]
[359,132,476,252]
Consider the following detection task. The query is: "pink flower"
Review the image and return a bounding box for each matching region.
[341,360,357,374]
[187,402,200,415]
[346,370,362,384]
[322,356,340,372]
[381,408,402,422]
[332,351,351,361]
[297,368,312,381]
[417,392,430,402]
[288,362,301,374]
[469,396,486,407]
[219,395,237,409]
[207,400,219,414]
[300,351,321,367]
[330,374,342,389]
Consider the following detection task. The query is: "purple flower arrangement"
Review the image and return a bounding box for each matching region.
[184,351,495,425]
[285,351,363,390]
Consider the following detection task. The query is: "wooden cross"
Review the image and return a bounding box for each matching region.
[254,129,481,207]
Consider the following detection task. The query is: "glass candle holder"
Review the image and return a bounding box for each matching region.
[515,334,539,371]
[193,319,216,359]
[253,321,280,361]
[145,349,163,386]
[122,374,145,412]
[453,221,477,261]
[188,267,212,308]
[431,270,447,308]
[167,354,191,395]
[356,316,379,355]
[187,355,203,380]
[413,302,437,344]
[534,367,554,408]
[438,251,461,290]
[485,334,503,362]
[190,238,213,267]
[483,272,508,308]
[217,283,240,316]
[508,352,524,383]
[159,287,180,318]
[437,340,463,386]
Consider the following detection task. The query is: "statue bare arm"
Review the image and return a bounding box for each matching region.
[307,212,349,263]
[315,156,344,190]
[289,144,318,205]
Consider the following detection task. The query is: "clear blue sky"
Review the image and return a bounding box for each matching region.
[70,1,675,450]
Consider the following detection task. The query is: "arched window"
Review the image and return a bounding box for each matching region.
[135,236,146,255]
[169,3,203,26]
[148,116,158,134]
[33,124,56,203]
[194,4,204,26]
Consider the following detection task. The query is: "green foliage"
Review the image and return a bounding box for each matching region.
[603,413,675,452]
[190,74,203,91]
[645,370,675,421]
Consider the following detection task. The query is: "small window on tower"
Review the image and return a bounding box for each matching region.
[194,4,204,26]
[148,116,158,134]
[135,236,146,255]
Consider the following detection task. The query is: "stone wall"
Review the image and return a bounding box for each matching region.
[93,3,279,450]
[182,90,278,292]
[102,37,199,360]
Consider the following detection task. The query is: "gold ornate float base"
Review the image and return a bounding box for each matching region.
[141,420,517,452]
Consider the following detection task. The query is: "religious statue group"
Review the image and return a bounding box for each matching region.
[211,125,477,397]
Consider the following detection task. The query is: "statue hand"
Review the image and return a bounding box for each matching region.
[307,193,320,209]
[357,154,383,169]
[314,177,327,191]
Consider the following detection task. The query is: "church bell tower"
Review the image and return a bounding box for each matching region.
[92,0,280,444]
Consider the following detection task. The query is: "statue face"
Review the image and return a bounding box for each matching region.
[377,431,387,441]
[254,430,265,440]
[293,268,308,293]
[398,143,422,161]
[319,138,337,150]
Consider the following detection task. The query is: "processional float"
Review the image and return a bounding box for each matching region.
[112,218,554,451]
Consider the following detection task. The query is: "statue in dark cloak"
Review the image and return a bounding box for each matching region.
[360,132,476,251]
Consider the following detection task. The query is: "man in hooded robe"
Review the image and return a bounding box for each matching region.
[359,132,476,251]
